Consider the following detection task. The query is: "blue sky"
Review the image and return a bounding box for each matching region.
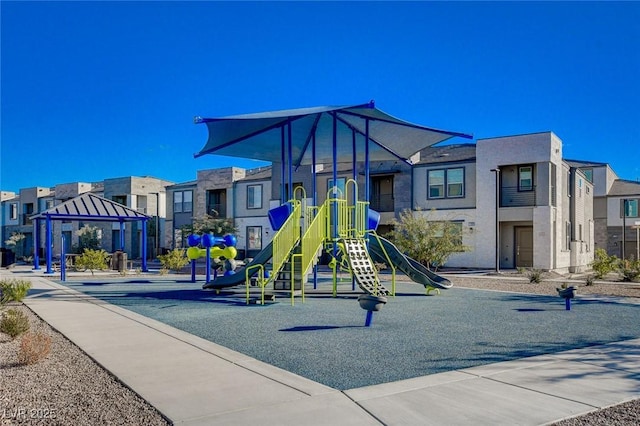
[1,1,639,192]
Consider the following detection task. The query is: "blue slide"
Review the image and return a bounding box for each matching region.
[368,235,452,289]
[202,242,273,290]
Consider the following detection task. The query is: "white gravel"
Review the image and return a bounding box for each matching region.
[0,304,170,426]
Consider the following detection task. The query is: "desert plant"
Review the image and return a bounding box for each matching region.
[591,248,619,279]
[0,308,30,339]
[18,331,52,365]
[157,248,189,272]
[619,258,640,282]
[585,275,595,286]
[0,279,31,305]
[516,267,526,275]
[527,269,544,283]
[74,249,109,275]
[387,208,469,271]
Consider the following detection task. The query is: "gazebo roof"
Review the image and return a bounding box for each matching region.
[31,193,150,222]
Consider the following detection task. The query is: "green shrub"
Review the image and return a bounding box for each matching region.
[591,248,619,279]
[0,279,31,305]
[585,275,595,286]
[75,249,110,275]
[527,269,544,283]
[158,248,189,272]
[0,308,30,339]
[620,259,640,282]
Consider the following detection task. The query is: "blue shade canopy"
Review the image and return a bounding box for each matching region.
[31,193,150,222]
[194,102,473,166]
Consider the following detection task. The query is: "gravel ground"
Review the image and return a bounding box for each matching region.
[0,304,169,426]
[1,271,638,425]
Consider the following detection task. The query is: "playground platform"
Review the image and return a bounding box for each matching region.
[6,268,640,425]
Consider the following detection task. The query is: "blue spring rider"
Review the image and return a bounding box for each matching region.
[186,234,238,283]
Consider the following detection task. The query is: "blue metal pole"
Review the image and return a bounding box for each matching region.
[332,112,338,260]
[141,219,148,272]
[60,235,66,282]
[119,220,125,251]
[205,246,211,283]
[281,126,286,203]
[45,215,53,274]
[312,132,318,290]
[365,310,373,327]
[352,128,357,291]
[191,260,196,283]
[287,119,293,202]
[33,219,41,270]
[565,298,571,311]
[365,119,370,239]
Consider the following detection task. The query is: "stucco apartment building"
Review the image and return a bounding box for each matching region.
[1,177,170,261]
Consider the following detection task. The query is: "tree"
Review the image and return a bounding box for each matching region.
[387,209,469,271]
[75,224,102,252]
[181,214,238,237]
[4,232,25,258]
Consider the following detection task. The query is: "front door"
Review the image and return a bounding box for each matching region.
[515,227,534,268]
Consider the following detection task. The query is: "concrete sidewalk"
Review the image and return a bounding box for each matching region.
[11,273,640,425]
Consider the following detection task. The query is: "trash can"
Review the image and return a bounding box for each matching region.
[112,251,128,272]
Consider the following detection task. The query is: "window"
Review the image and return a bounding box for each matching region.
[428,168,464,199]
[428,170,445,198]
[10,203,17,220]
[582,168,593,183]
[247,226,262,250]
[447,168,464,197]
[206,189,226,217]
[112,195,127,206]
[183,191,192,212]
[518,166,533,191]
[173,192,183,213]
[173,191,192,213]
[45,199,54,210]
[621,199,638,218]
[247,185,263,209]
[327,178,345,198]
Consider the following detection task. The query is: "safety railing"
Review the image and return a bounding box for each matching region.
[272,200,301,284]
[246,201,301,304]
[299,202,327,279]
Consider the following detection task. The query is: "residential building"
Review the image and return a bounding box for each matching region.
[3,133,637,272]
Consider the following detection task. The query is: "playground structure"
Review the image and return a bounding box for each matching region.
[186,234,238,284]
[202,180,452,309]
[195,103,471,320]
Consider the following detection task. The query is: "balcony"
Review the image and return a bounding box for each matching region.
[500,186,536,207]
[370,194,394,212]
[207,203,227,218]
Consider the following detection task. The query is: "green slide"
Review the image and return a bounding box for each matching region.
[368,235,452,289]
[202,242,273,290]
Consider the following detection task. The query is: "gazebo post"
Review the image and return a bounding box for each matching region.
[33,218,41,270]
[119,220,125,251]
[141,219,148,272]
[45,214,53,274]
[287,119,293,202]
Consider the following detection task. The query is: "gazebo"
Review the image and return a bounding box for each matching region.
[30,193,151,273]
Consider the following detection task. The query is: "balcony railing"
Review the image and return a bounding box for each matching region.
[500,186,536,207]
[370,194,394,212]
[207,203,227,218]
